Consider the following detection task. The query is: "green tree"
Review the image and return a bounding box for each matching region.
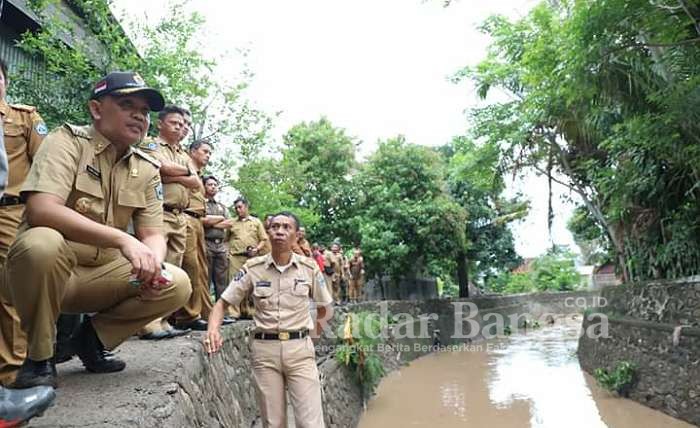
[354,136,467,288]
[13,0,272,150]
[444,137,526,295]
[458,0,700,281]
[280,117,359,244]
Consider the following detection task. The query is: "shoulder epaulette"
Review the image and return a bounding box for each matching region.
[246,255,268,268]
[9,103,37,113]
[138,138,159,152]
[63,123,91,140]
[298,256,318,271]
[132,148,162,169]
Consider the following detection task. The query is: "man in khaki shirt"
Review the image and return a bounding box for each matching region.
[171,140,214,331]
[137,104,199,339]
[203,176,231,302]
[205,212,334,428]
[226,197,269,318]
[6,71,191,388]
[324,242,347,303]
[0,58,47,385]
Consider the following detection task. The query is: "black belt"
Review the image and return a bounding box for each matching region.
[254,330,308,341]
[207,238,224,244]
[0,196,24,207]
[164,205,186,215]
[184,210,204,219]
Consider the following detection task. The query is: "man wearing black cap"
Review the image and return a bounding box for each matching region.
[5,71,192,388]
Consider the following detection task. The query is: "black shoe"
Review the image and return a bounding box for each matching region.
[71,319,126,374]
[0,385,56,425]
[174,319,208,331]
[12,359,57,389]
[222,317,236,326]
[139,330,171,340]
[53,342,74,365]
[165,327,190,338]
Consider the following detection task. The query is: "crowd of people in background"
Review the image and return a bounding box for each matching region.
[0,60,366,425]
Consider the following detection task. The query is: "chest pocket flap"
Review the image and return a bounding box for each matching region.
[75,173,103,198]
[3,124,25,138]
[118,189,147,208]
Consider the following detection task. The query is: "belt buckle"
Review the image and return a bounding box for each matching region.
[278,332,290,341]
[215,238,222,244]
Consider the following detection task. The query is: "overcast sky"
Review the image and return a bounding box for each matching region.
[113,0,579,258]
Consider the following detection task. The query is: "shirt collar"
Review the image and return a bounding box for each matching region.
[88,126,121,156]
[264,253,300,269]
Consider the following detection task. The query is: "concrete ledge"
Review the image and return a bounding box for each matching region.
[31,290,599,427]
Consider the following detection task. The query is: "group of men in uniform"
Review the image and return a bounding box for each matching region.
[317,242,365,304]
[0,68,193,389]
[0,58,361,426]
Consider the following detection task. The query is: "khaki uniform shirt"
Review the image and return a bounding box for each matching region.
[187,167,206,216]
[292,238,312,257]
[324,251,346,280]
[221,253,333,332]
[0,101,47,197]
[20,124,163,265]
[228,216,269,255]
[349,256,364,279]
[205,198,228,240]
[138,137,189,209]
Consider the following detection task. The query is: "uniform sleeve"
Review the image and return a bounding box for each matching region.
[256,219,269,247]
[133,171,164,230]
[21,129,79,200]
[221,266,254,307]
[27,111,47,160]
[311,265,333,306]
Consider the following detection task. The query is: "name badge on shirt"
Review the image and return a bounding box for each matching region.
[86,165,101,179]
[255,281,271,288]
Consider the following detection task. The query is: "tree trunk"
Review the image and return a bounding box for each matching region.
[457,251,469,298]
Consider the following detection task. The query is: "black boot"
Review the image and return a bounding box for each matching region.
[12,359,57,389]
[0,385,56,425]
[71,319,126,374]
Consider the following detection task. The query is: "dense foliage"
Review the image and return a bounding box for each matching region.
[459,0,700,281]
[490,247,581,294]
[13,0,272,149]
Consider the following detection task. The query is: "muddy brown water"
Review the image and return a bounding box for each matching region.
[359,318,696,428]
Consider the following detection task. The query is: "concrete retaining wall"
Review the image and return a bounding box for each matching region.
[578,278,700,426]
[162,291,598,427]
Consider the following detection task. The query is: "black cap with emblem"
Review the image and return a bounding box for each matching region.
[91,71,165,112]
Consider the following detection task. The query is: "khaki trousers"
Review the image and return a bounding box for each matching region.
[226,254,254,318]
[0,204,26,385]
[139,210,188,335]
[348,278,364,302]
[6,227,192,361]
[252,337,325,428]
[173,215,213,323]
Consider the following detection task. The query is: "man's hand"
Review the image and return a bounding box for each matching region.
[118,234,161,286]
[204,300,228,354]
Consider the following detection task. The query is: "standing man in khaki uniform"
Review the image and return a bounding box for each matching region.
[0,58,48,386]
[137,104,197,339]
[171,140,214,331]
[226,197,269,318]
[291,226,312,257]
[205,212,334,428]
[324,242,346,303]
[6,72,191,388]
[347,247,365,303]
[203,176,231,302]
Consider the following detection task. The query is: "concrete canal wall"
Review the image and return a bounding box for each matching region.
[578,278,700,427]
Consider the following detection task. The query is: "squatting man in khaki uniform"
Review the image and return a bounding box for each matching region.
[6,71,192,388]
[205,212,334,428]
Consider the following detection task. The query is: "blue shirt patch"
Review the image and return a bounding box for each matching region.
[155,183,163,200]
[146,142,157,150]
[35,122,48,136]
